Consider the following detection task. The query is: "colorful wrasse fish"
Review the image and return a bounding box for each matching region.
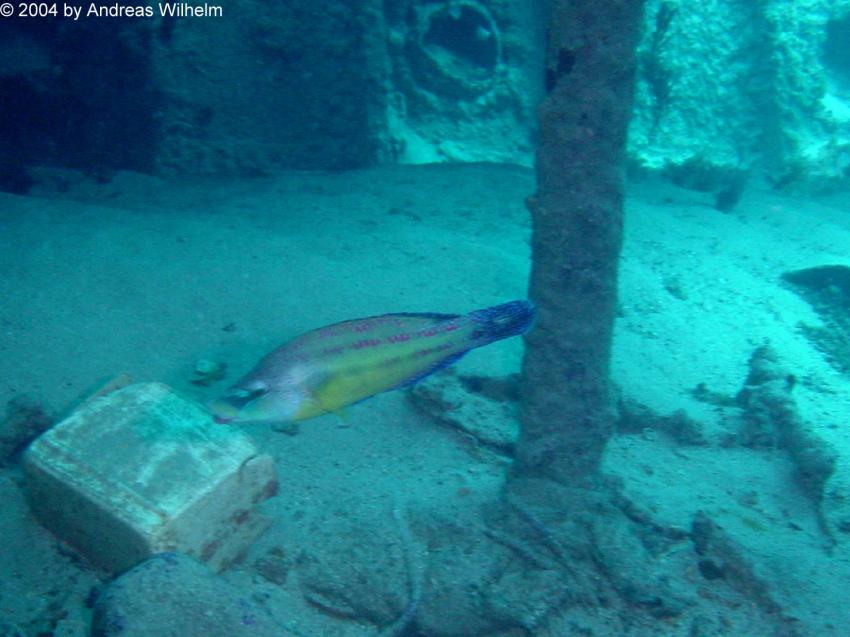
[209,300,535,424]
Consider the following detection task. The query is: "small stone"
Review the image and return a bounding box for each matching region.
[191,359,227,386]
[254,552,289,585]
[663,275,688,300]
[92,553,285,637]
[271,421,300,436]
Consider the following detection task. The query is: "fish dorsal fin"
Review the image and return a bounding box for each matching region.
[380,311,461,321]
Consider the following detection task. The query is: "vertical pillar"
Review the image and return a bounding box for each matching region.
[515,0,646,485]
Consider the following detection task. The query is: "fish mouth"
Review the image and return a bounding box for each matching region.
[208,397,239,424]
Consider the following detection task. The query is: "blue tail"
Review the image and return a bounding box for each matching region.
[468,300,536,346]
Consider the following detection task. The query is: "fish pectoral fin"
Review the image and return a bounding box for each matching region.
[305,373,349,418]
[392,349,469,390]
[312,395,352,425]
[331,407,353,426]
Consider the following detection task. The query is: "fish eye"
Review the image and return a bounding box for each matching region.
[228,383,269,407]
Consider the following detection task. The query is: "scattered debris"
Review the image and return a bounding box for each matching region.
[414,372,713,450]
[689,382,737,407]
[663,274,688,300]
[690,511,785,619]
[617,396,708,445]
[408,369,518,454]
[713,171,749,212]
[736,345,838,540]
[782,264,850,375]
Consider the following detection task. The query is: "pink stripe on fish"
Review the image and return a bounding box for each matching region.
[420,321,462,337]
[352,338,382,350]
[413,343,454,358]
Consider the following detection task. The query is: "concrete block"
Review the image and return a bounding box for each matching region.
[23,382,278,573]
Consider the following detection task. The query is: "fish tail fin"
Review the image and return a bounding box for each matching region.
[468,300,536,346]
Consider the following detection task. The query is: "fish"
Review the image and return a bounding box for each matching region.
[208,299,535,424]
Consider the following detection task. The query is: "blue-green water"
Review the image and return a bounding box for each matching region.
[1,2,850,636]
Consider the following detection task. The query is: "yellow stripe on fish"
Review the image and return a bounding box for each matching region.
[208,300,535,424]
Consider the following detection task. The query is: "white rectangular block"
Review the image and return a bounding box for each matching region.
[24,382,278,573]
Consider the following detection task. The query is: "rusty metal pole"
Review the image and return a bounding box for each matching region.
[515,0,646,485]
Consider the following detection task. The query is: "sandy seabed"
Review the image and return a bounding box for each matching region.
[1,163,849,635]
